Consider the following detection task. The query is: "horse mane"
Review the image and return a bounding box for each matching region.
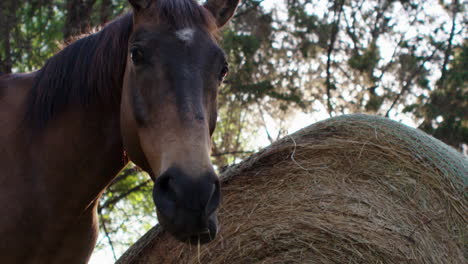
[24,0,216,129]
[24,13,133,129]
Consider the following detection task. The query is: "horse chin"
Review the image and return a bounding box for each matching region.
[156,208,219,244]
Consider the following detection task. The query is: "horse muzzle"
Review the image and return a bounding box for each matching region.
[152,167,221,244]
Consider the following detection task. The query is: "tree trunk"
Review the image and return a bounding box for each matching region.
[0,0,19,74]
[100,0,113,25]
[64,0,97,40]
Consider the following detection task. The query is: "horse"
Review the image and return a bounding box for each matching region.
[0,0,239,263]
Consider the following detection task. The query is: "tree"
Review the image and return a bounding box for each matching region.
[0,0,63,73]
[410,1,467,150]
[282,0,466,149]
[416,42,468,150]
[213,0,309,168]
[64,0,98,39]
[96,164,154,261]
[0,0,18,73]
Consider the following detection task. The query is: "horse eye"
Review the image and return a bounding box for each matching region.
[220,63,229,80]
[130,47,144,64]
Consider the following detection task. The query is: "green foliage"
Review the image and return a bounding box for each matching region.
[417,43,468,149]
[288,5,319,33]
[0,0,130,73]
[365,87,384,112]
[1,1,64,72]
[96,164,155,256]
[224,31,262,59]
[348,42,380,81]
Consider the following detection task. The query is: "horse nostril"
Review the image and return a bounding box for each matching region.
[158,174,177,202]
[153,171,178,219]
[204,177,220,215]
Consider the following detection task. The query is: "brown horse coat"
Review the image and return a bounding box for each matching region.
[0,0,239,263]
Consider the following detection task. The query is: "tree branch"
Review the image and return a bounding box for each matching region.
[385,48,438,117]
[0,0,19,73]
[233,0,265,19]
[100,180,151,210]
[257,103,274,143]
[211,151,255,157]
[325,0,345,116]
[98,209,118,261]
[438,0,459,89]
[109,167,141,186]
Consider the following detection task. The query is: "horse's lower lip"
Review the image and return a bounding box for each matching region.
[155,206,219,244]
[185,232,215,244]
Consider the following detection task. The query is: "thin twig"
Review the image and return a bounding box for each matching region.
[211,151,255,157]
[325,0,345,116]
[233,0,265,19]
[257,103,274,143]
[110,167,140,186]
[98,210,118,261]
[385,47,438,117]
[438,0,459,89]
[100,180,151,210]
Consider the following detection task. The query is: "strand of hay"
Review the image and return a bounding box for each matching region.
[117,114,467,264]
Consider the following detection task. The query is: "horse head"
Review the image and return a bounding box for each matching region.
[120,0,239,244]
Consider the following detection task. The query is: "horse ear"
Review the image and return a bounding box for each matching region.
[203,0,240,28]
[128,0,151,11]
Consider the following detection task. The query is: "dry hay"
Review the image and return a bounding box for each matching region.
[117,114,467,264]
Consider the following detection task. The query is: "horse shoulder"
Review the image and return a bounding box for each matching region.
[0,71,37,176]
[0,72,36,104]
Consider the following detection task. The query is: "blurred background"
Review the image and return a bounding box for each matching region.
[0,0,466,262]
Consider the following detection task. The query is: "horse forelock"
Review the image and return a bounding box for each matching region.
[150,0,218,35]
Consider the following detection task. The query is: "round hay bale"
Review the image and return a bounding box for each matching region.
[117,114,467,264]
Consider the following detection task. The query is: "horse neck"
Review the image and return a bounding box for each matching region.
[30,103,125,213]
[25,16,135,214]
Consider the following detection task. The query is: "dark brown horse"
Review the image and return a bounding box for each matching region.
[0,0,239,263]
